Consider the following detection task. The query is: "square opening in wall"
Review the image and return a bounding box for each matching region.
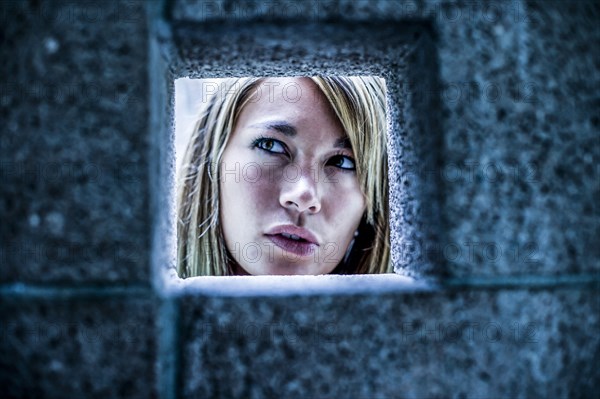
[175,76,391,277]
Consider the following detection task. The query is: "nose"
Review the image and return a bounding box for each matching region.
[279,166,321,214]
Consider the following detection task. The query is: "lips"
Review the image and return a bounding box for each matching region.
[265,225,320,258]
[266,235,317,257]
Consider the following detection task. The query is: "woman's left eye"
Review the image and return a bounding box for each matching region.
[328,155,356,170]
[254,138,287,154]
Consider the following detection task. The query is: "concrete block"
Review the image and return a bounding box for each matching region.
[437,0,600,277]
[0,1,151,283]
[0,294,158,398]
[179,286,599,398]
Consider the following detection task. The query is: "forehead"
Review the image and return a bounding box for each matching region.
[236,77,345,138]
[252,77,323,101]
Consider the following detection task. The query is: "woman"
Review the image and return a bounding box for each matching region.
[177,76,390,276]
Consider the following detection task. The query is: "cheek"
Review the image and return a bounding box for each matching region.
[322,176,366,221]
[318,178,366,260]
[220,160,280,211]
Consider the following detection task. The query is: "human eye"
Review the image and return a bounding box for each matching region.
[328,154,356,171]
[252,136,287,155]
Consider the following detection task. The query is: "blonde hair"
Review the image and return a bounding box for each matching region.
[177,76,390,277]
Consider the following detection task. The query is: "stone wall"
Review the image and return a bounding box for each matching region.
[1,0,598,397]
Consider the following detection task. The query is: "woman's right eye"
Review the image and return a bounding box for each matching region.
[254,138,287,155]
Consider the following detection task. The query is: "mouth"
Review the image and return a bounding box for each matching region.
[265,233,318,258]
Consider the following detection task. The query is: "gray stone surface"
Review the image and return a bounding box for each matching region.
[179,286,599,398]
[437,0,600,277]
[0,294,158,399]
[0,0,598,398]
[0,1,151,283]
[172,0,481,22]
[514,0,599,275]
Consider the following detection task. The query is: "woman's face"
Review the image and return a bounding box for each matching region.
[219,77,366,275]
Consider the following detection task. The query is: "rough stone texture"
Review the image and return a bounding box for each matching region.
[1,0,598,398]
[512,0,600,275]
[0,295,158,399]
[179,286,599,398]
[0,1,151,283]
[437,0,600,277]
[168,0,600,278]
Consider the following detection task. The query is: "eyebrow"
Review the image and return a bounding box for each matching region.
[249,120,352,149]
[248,121,297,137]
[334,136,352,149]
